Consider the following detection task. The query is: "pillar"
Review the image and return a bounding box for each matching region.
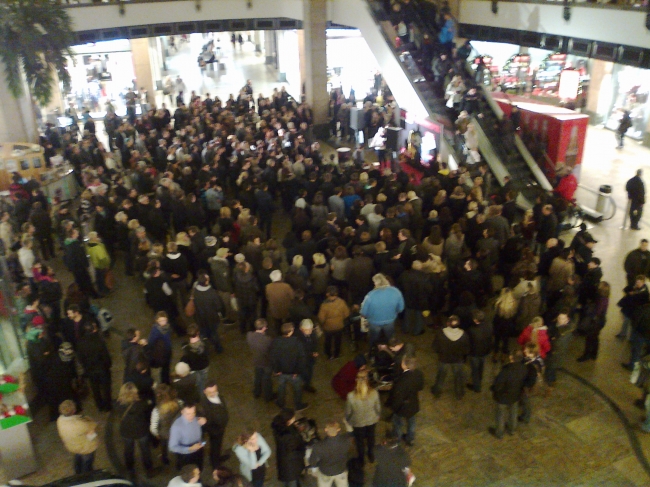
[585,59,613,124]
[265,30,277,67]
[0,64,38,144]
[302,0,329,127]
[130,38,158,108]
[254,31,263,53]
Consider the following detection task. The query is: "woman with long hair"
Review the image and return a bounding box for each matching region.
[233,429,272,487]
[118,382,154,477]
[422,225,444,258]
[493,287,518,362]
[345,369,381,464]
[150,384,180,466]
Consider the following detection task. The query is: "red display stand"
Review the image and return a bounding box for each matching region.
[492,93,589,183]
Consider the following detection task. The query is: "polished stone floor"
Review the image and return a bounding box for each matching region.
[14,46,650,487]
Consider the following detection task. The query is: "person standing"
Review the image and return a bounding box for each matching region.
[192,270,225,352]
[117,383,154,478]
[318,286,351,360]
[296,319,318,393]
[578,282,610,361]
[466,310,493,393]
[63,227,99,298]
[388,355,424,447]
[345,369,380,464]
[626,169,645,230]
[233,430,272,487]
[360,273,405,346]
[247,318,274,401]
[617,110,632,149]
[169,403,206,470]
[309,420,352,487]
[57,400,99,474]
[150,384,180,466]
[265,270,295,333]
[271,408,305,487]
[181,324,210,394]
[397,261,433,336]
[624,239,650,287]
[199,380,230,468]
[76,322,112,411]
[489,350,533,439]
[372,432,411,487]
[431,315,471,399]
[233,261,260,334]
[167,464,202,487]
[270,323,308,411]
[147,311,173,384]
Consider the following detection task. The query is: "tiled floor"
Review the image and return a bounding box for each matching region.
[12,51,650,486]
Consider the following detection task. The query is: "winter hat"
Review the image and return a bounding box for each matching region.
[216,248,229,258]
[205,236,217,247]
[175,362,190,377]
[234,253,246,263]
[270,270,282,282]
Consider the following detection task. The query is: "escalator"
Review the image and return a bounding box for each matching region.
[341,0,553,206]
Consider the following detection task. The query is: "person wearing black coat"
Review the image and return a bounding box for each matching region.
[467,310,493,393]
[269,323,308,410]
[431,316,471,400]
[489,350,535,439]
[44,342,80,422]
[535,205,558,248]
[144,261,182,336]
[397,261,433,336]
[76,322,112,411]
[233,262,260,334]
[271,408,306,486]
[192,270,225,352]
[387,355,424,447]
[117,383,154,476]
[93,203,116,262]
[626,169,645,230]
[38,265,63,334]
[198,380,230,468]
[63,228,99,298]
[29,202,55,260]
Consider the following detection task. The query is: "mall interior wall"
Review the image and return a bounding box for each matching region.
[0,64,38,144]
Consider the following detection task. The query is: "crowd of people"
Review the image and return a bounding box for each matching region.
[8,31,649,486]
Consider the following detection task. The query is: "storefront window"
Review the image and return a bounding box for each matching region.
[64,40,136,119]
[326,29,380,99]
[603,65,650,140]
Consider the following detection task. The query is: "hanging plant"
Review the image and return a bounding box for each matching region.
[0,0,75,107]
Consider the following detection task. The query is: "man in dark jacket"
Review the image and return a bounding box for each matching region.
[198,380,230,468]
[30,201,54,260]
[76,322,112,411]
[489,350,534,439]
[63,228,99,298]
[431,315,471,399]
[624,239,650,286]
[346,247,374,305]
[535,204,558,249]
[309,420,352,485]
[388,355,424,446]
[270,322,308,410]
[397,260,433,336]
[247,319,274,401]
[467,310,493,393]
[626,169,645,230]
[255,184,275,239]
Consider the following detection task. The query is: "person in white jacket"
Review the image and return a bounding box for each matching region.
[167,464,202,487]
[18,236,35,279]
[232,430,271,486]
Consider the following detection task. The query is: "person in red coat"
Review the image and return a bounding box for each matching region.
[517,316,551,359]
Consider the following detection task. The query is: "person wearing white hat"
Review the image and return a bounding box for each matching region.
[265,270,294,333]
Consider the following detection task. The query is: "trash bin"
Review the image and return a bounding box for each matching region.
[596,184,612,213]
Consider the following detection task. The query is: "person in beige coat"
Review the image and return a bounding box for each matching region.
[547,248,575,295]
[318,285,350,359]
[56,400,99,474]
[345,369,381,464]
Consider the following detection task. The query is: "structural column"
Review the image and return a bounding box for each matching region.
[130,38,158,108]
[0,64,38,144]
[302,0,329,127]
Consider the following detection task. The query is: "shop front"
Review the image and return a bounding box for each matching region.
[598,64,650,142]
[64,39,137,119]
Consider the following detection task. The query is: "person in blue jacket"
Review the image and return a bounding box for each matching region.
[360,273,405,346]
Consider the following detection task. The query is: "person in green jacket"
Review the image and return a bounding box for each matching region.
[85,232,111,296]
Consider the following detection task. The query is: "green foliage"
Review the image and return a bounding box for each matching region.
[0,0,75,106]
